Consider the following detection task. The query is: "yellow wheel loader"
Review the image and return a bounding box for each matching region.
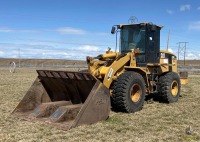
[12,22,188,130]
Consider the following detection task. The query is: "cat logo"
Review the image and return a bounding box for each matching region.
[107,68,113,81]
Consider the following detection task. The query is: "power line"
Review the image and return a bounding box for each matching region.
[177,42,188,66]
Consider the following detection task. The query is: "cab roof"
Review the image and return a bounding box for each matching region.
[117,22,163,29]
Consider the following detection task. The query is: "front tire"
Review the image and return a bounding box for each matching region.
[158,72,181,103]
[111,71,146,113]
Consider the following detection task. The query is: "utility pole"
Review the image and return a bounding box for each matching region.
[177,42,188,66]
[166,30,170,51]
[18,48,21,68]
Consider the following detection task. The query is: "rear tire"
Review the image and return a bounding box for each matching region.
[111,71,145,113]
[158,72,181,103]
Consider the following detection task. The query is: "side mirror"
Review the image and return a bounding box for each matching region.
[111,26,116,34]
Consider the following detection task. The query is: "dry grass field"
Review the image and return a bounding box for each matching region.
[0,58,86,68]
[0,67,200,142]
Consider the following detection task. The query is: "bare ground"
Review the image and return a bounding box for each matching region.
[0,68,200,142]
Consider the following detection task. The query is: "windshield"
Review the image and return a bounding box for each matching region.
[120,25,146,53]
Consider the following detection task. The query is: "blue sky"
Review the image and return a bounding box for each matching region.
[0,0,200,60]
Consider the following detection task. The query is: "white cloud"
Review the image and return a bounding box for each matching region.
[166,9,174,15]
[0,27,13,32]
[55,27,87,35]
[185,52,199,60]
[180,4,191,11]
[0,51,5,56]
[0,27,38,33]
[78,45,100,52]
[1,42,200,60]
[176,51,200,60]
[0,26,87,35]
[0,26,108,36]
[188,21,200,31]
[198,6,200,10]
[187,53,194,57]
[0,43,106,60]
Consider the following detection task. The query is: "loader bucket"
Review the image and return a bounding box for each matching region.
[12,70,110,130]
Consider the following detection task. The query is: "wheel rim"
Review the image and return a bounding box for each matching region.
[130,84,141,103]
[171,80,178,96]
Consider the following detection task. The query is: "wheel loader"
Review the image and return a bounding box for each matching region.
[12,22,188,130]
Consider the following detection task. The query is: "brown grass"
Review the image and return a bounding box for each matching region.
[0,58,86,68]
[0,68,200,142]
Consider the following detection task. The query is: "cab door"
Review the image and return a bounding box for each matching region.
[145,27,160,64]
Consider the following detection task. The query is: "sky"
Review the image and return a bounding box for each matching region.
[0,0,200,60]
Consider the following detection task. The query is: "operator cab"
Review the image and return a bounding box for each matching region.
[111,23,163,66]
